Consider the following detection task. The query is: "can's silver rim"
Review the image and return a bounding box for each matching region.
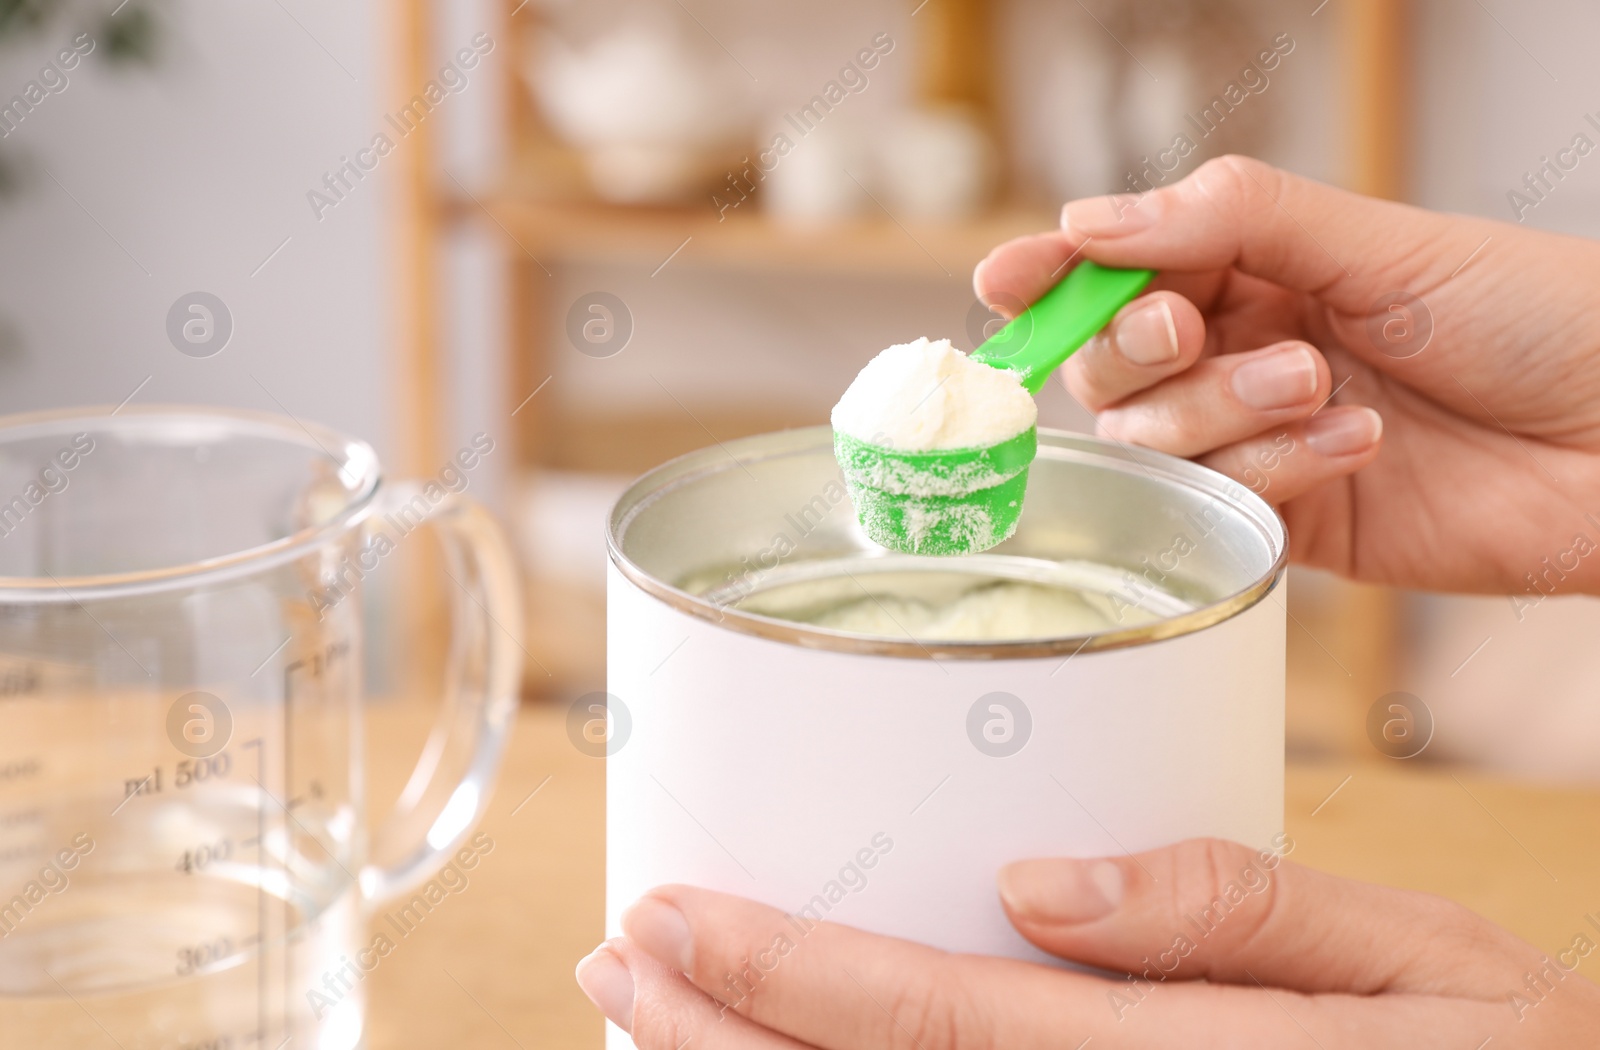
[607,427,1288,660]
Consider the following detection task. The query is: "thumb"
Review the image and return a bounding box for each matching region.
[977,156,1482,317]
[997,837,1540,998]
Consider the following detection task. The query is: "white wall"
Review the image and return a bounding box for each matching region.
[1415,0,1600,235]
[0,0,392,459]
[1403,0,1600,781]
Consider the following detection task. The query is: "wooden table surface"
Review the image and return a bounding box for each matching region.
[363,701,1600,1049]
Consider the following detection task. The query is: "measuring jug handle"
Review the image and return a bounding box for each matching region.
[357,481,523,905]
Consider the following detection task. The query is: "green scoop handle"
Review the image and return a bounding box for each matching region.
[971,261,1155,394]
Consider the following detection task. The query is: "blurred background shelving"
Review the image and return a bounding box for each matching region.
[6,0,1599,780]
[455,199,1057,278]
[397,0,1414,766]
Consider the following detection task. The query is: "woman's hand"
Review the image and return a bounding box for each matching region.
[579,838,1600,1048]
[975,156,1600,595]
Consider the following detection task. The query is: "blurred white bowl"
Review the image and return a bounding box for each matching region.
[879,108,994,221]
[526,18,754,204]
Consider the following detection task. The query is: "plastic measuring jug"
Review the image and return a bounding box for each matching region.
[0,406,522,1049]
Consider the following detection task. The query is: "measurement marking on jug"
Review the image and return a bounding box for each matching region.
[283,638,351,690]
[0,841,44,863]
[176,935,235,976]
[120,753,234,808]
[243,737,268,1048]
[111,774,153,815]
[0,662,41,699]
[0,805,42,828]
[175,836,235,874]
[0,756,41,784]
[277,638,352,1040]
[249,774,357,883]
[286,780,324,811]
[123,771,159,798]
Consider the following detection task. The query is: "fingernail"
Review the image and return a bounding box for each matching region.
[1112,298,1180,365]
[998,858,1124,925]
[1062,193,1161,238]
[622,895,694,973]
[973,254,996,305]
[575,943,634,1031]
[1306,406,1382,456]
[1231,346,1319,411]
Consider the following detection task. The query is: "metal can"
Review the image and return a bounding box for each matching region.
[604,426,1285,1036]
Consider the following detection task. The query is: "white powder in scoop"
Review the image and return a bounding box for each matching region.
[831,337,1036,451]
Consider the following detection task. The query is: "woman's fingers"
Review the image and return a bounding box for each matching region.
[974,156,1472,324]
[1058,291,1207,411]
[971,231,1076,316]
[577,937,814,1049]
[604,877,1504,1050]
[998,838,1541,999]
[982,264,1378,497]
[1056,155,1469,314]
[1092,340,1330,458]
[973,233,1230,323]
[621,885,1100,1049]
[1197,405,1383,504]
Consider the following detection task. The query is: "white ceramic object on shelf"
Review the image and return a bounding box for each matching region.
[527,16,754,204]
[1038,38,1118,200]
[878,107,995,221]
[760,116,873,225]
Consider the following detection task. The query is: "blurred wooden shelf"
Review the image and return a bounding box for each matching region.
[448,194,1056,279]
[535,406,820,475]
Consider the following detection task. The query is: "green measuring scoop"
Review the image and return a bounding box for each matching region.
[835,261,1155,556]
